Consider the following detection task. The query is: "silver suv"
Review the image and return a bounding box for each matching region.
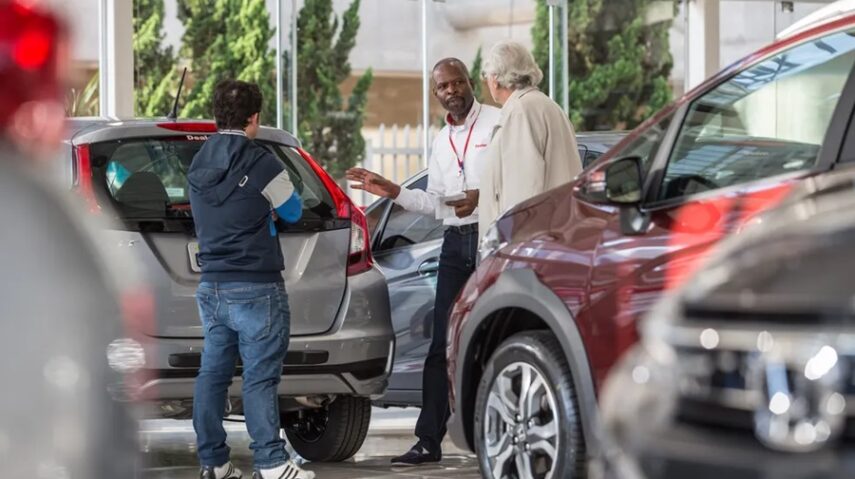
[63,118,394,462]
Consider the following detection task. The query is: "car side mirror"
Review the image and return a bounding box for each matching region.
[605,156,643,205]
[581,156,644,205]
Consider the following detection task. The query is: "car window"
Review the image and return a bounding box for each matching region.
[659,30,855,201]
[88,138,335,220]
[378,175,445,251]
[267,144,336,219]
[364,200,387,238]
[619,115,674,175]
[579,145,601,168]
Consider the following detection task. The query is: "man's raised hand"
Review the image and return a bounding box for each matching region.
[346,167,401,199]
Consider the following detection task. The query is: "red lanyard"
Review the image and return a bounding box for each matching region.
[449,106,481,176]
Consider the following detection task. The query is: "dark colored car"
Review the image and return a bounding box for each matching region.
[62,118,393,462]
[599,166,855,479]
[0,154,145,477]
[446,13,855,479]
[365,132,626,408]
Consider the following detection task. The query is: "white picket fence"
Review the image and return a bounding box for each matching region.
[346,123,440,207]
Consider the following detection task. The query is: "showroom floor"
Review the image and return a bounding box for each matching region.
[140,409,480,478]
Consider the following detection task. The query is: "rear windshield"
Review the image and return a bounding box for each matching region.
[86,137,336,224]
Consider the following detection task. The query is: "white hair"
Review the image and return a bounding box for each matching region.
[482,40,544,90]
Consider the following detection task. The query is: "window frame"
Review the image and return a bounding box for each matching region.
[371,173,445,254]
[378,202,445,252]
[576,108,679,205]
[640,27,855,211]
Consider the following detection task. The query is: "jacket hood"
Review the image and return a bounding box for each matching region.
[188,134,260,206]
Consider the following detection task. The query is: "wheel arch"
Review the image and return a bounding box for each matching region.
[450,268,602,462]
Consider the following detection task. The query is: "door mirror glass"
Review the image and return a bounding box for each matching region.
[606,156,643,204]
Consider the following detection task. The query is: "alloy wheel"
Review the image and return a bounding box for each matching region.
[482,361,559,479]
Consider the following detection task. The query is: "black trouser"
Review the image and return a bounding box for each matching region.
[415,224,478,453]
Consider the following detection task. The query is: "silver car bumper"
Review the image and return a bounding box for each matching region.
[133,267,394,403]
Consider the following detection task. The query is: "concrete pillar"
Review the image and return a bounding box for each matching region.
[686,0,720,91]
[99,0,135,118]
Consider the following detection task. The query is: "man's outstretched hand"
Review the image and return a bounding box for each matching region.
[346,168,401,199]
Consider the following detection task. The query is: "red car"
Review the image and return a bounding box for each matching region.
[446,11,855,479]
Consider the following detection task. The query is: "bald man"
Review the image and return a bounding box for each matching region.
[347,58,500,465]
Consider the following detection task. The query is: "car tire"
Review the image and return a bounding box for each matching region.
[281,396,371,462]
[474,331,585,478]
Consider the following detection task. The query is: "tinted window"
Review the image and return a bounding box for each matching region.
[377,175,444,251]
[88,137,334,220]
[364,199,389,239]
[660,31,855,201]
[580,145,601,168]
[619,114,674,174]
[267,144,336,219]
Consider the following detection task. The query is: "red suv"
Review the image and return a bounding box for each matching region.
[447,12,855,479]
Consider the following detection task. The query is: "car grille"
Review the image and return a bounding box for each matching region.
[658,317,855,448]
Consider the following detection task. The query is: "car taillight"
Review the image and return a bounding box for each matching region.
[296,147,374,276]
[73,144,101,214]
[297,147,349,218]
[155,122,217,133]
[347,205,373,276]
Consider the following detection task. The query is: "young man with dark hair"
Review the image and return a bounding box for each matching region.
[188,79,314,479]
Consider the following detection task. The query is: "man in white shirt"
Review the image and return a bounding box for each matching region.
[347,58,500,466]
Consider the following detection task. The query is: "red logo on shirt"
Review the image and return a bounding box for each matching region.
[474,143,488,148]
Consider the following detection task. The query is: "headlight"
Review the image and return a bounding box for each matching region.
[479,221,506,262]
[106,338,146,374]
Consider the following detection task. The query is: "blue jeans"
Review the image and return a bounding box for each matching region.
[193,282,291,469]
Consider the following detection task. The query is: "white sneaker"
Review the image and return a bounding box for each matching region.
[253,460,315,479]
[200,461,243,479]
[284,441,306,466]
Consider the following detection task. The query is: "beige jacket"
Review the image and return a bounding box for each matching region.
[479,87,583,242]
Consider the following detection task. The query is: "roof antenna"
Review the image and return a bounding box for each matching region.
[167,67,188,120]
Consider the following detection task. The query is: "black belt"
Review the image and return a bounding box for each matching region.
[448,223,478,235]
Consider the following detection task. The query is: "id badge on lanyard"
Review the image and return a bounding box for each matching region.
[449,105,481,189]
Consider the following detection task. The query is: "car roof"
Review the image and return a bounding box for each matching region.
[65,117,300,147]
[691,11,855,99]
[777,0,855,40]
[576,130,629,147]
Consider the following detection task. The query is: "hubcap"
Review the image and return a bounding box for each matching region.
[482,362,559,479]
[287,407,329,443]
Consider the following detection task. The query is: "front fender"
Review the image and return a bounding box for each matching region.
[447,267,604,463]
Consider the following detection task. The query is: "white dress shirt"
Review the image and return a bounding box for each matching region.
[395,100,502,226]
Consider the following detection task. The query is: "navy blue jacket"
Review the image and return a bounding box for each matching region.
[188,133,302,283]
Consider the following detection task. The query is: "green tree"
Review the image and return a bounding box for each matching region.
[65,73,99,117]
[532,0,677,130]
[133,0,177,117]
[178,0,277,123]
[294,0,373,179]
[470,46,484,103]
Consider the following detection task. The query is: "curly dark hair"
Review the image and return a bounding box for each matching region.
[212,80,263,130]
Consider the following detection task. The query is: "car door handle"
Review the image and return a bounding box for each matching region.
[418,258,440,276]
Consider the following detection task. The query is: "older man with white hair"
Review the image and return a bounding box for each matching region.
[478,40,583,242]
